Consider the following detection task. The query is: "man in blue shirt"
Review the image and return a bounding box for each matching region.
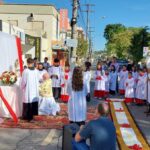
[73,103,116,150]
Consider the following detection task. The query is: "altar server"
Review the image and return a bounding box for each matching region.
[135,69,147,104]
[48,58,63,100]
[21,58,39,121]
[109,65,117,95]
[103,69,110,96]
[131,66,138,89]
[60,63,71,103]
[68,67,88,125]
[94,63,105,99]
[118,65,128,95]
[83,62,92,101]
[39,73,60,116]
[38,63,47,83]
[124,72,135,103]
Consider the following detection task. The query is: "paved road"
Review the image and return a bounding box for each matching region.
[0,81,149,150]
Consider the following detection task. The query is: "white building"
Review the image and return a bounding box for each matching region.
[0,4,60,62]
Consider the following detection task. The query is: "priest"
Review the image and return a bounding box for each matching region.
[21,58,39,121]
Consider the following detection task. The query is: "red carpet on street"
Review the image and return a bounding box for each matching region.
[0,104,98,129]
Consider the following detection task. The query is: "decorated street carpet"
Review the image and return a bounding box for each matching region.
[0,104,98,129]
[109,100,150,150]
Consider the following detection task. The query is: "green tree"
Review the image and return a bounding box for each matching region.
[104,24,150,62]
[129,26,150,62]
[76,38,88,58]
[104,24,126,42]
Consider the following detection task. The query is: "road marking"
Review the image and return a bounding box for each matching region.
[41,129,57,146]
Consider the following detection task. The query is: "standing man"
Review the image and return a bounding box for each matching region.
[48,58,63,101]
[43,57,51,70]
[110,57,119,72]
[21,58,39,121]
[73,103,116,150]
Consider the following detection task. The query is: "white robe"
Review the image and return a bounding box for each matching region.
[83,71,92,93]
[48,66,63,87]
[21,68,39,103]
[119,70,128,90]
[125,78,135,98]
[132,71,138,89]
[136,75,147,100]
[67,82,88,122]
[61,71,72,96]
[109,71,117,91]
[38,97,60,116]
[103,74,110,92]
[94,70,105,91]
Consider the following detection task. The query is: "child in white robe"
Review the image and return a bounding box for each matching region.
[21,58,39,121]
[38,73,60,116]
[60,64,71,103]
[68,67,88,126]
[48,58,63,100]
[124,72,135,103]
[83,62,92,101]
[94,63,105,99]
[131,66,138,90]
[118,65,128,95]
[103,70,110,97]
[109,65,117,95]
[135,69,147,104]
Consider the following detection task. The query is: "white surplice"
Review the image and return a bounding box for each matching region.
[21,68,39,103]
[67,81,88,122]
[94,70,105,91]
[48,66,63,87]
[136,75,147,100]
[118,70,128,90]
[125,77,135,98]
[83,71,92,93]
[109,71,117,91]
[103,74,110,92]
[61,71,72,98]
[132,71,138,89]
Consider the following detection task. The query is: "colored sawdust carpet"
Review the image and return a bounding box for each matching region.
[109,100,150,150]
[0,104,98,129]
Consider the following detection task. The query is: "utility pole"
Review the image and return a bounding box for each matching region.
[70,0,79,65]
[83,4,95,41]
[82,4,95,58]
[88,28,95,57]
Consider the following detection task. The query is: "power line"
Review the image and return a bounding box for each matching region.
[82,3,95,56]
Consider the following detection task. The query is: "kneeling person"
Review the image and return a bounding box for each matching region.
[39,73,60,116]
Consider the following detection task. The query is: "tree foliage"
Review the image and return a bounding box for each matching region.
[104,24,150,62]
[76,38,88,58]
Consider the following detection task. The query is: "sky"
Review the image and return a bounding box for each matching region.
[4,0,150,51]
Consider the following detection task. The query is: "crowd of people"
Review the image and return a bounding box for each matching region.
[93,57,150,108]
[20,56,150,150]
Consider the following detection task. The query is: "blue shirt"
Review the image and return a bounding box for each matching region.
[79,117,116,150]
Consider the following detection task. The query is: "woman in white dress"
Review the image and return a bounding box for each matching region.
[68,67,88,126]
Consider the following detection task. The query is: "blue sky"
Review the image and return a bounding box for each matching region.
[4,0,150,51]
